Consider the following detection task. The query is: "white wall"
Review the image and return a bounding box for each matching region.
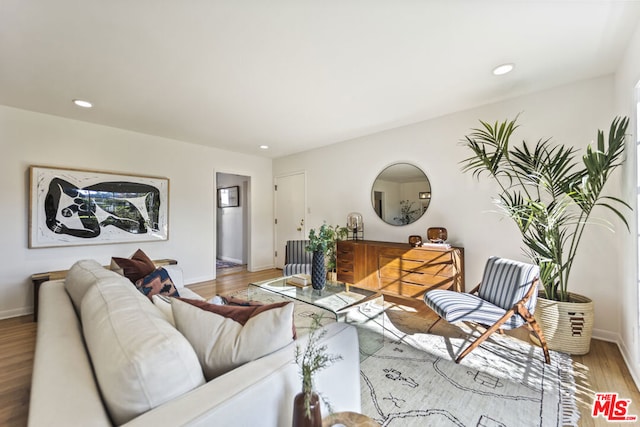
[0,105,274,319]
[614,21,640,387]
[274,75,624,338]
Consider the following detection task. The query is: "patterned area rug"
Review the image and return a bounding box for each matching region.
[222,287,578,427]
[352,303,579,427]
[216,259,242,269]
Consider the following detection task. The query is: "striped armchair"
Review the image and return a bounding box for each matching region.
[283,240,312,276]
[424,256,550,364]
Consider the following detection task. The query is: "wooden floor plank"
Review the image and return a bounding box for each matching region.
[2,267,638,426]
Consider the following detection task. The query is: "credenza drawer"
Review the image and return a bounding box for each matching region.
[336,248,355,262]
[337,270,354,284]
[378,255,455,279]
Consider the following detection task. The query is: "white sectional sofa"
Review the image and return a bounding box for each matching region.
[28,260,361,426]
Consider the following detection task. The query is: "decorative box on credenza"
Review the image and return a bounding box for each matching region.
[336,240,464,301]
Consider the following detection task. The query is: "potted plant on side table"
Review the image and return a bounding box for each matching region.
[460,116,630,354]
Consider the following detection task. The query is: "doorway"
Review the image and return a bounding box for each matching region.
[216,172,249,276]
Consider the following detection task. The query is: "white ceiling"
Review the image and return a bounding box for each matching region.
[1,1,639,159]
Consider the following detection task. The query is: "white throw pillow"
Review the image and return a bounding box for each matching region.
[151,294,175,326]
[171,298,295,381]
[81,279,205,425]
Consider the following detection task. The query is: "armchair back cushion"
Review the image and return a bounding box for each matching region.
[283,240,312,276]
[478,256,539,312]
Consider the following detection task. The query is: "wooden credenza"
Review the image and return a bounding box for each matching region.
[336,240,464,300]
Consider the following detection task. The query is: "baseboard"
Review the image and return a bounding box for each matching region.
[0,306,33,321]
[249,264,277,272]
[591,328,619,343]
[617,339,640,392]
[592,328,640,392]
[184,275,214,286]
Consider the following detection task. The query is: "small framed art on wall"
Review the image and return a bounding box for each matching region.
[217,186,239,208]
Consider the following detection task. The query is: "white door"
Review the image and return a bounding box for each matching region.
[274,172,306,269]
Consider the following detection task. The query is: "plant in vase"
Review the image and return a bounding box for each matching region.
[306,223,346,289]
[460,115,629,354]
[326,225,348,281]
[293,314,342,427]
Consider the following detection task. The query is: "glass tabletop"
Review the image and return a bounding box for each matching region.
[249,276,381,316]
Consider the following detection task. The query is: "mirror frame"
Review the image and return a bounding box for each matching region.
[371,162,431,226]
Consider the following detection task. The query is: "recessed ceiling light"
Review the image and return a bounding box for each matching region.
[259,145,269,150]
[72,99,93,108]
[492,63,514,76]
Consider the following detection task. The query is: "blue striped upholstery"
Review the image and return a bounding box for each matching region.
[283,240,312,276]
[478,257,539,313]
[424,257,540,330]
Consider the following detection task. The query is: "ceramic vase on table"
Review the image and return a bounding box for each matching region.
[292,391,322,427]
[311,251,326,290]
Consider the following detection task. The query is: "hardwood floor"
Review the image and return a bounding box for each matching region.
[2,268,638,426]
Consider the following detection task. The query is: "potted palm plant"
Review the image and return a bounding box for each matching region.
[460,116,629,354]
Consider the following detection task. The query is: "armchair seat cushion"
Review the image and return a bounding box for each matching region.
[424,290,526,330]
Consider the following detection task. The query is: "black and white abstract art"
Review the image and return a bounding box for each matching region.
[29,166,169,248]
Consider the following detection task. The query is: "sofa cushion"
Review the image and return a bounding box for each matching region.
[152,294,175,326]
[135,267,180,299]
[81,277,205,425]
[65,259,124,312]
[110,248,156,283]
[172,297,296,380]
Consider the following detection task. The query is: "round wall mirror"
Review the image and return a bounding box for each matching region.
[371,163,431,226]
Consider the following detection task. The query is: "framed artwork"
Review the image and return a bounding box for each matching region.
[217,186,239,208]
[29,166,169,248]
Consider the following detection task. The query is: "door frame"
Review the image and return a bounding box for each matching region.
[215,170,251,275]
[274,170,307,269]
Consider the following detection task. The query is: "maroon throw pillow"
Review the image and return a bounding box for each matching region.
[112,249,156,283]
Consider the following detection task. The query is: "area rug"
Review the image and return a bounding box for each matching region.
[222,287,578,427]
[216,259,242,269]
[351,303,579,427]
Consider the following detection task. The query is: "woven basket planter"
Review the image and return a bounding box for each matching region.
[531,292,594,355]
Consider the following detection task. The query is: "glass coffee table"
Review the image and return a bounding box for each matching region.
[248,277,385,359]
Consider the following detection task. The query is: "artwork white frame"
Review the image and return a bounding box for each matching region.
[29,165,169,248]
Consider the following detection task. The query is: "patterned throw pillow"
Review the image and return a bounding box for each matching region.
[111,249,156,283]
[135,267,180,299]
